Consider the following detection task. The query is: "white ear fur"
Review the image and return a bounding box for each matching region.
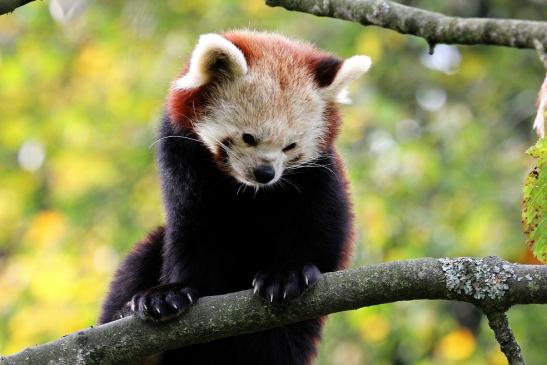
[173,34,248,90]
[323,55,372,104]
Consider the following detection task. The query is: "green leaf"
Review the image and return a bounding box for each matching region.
[522,138,547,262]
[526,138,547,159]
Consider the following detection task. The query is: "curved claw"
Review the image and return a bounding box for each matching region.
[129,285,198,321]
[252,264,322,303]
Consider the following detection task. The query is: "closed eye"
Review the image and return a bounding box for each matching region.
[242,133,257,146]
[282,142,297,152]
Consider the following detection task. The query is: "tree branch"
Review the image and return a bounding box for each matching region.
[0,0,36,15]
[485,311,525,365]
[1,257,545,365]
[265,0,547,50]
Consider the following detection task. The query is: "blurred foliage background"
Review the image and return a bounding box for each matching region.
[0,0,546,363]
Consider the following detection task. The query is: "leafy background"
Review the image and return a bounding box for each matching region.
[0,0,545,363]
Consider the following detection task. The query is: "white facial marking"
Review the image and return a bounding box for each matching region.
[195,72,326,188]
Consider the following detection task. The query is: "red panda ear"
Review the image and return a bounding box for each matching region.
[310,56,344,88]
[318,55,372,104]
[173,34,248,90]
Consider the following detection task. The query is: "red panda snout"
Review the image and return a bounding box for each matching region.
[224,145,285,187]
[253,165,276,184]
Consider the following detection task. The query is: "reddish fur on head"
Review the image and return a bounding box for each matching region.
[167,61,209,134]
[167,31,366,148]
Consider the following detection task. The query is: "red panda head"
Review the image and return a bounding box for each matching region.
[167,31,371,188]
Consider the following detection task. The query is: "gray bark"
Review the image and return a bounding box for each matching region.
[266,0,547,50]
[485,311,524,365]
[1,257,545,365]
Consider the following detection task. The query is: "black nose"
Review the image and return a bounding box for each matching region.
[254,165,276,184]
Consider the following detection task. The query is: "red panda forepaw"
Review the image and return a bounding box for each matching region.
[252,264,322,303]
[129,284,198,321]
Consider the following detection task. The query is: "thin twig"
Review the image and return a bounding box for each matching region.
[266,0,547,50]
[485,311,525,365]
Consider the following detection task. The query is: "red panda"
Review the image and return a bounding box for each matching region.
[99,30,371,364]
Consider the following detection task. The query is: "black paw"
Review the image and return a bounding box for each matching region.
[128,284,197,321]
[252,264,321,303]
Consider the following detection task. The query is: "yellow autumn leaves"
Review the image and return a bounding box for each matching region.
[0,210,116,354]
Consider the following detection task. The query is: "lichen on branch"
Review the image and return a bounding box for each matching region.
[441,257,516,302]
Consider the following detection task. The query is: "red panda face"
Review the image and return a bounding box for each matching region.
[193,69,327,187]
[168,31,371,188]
